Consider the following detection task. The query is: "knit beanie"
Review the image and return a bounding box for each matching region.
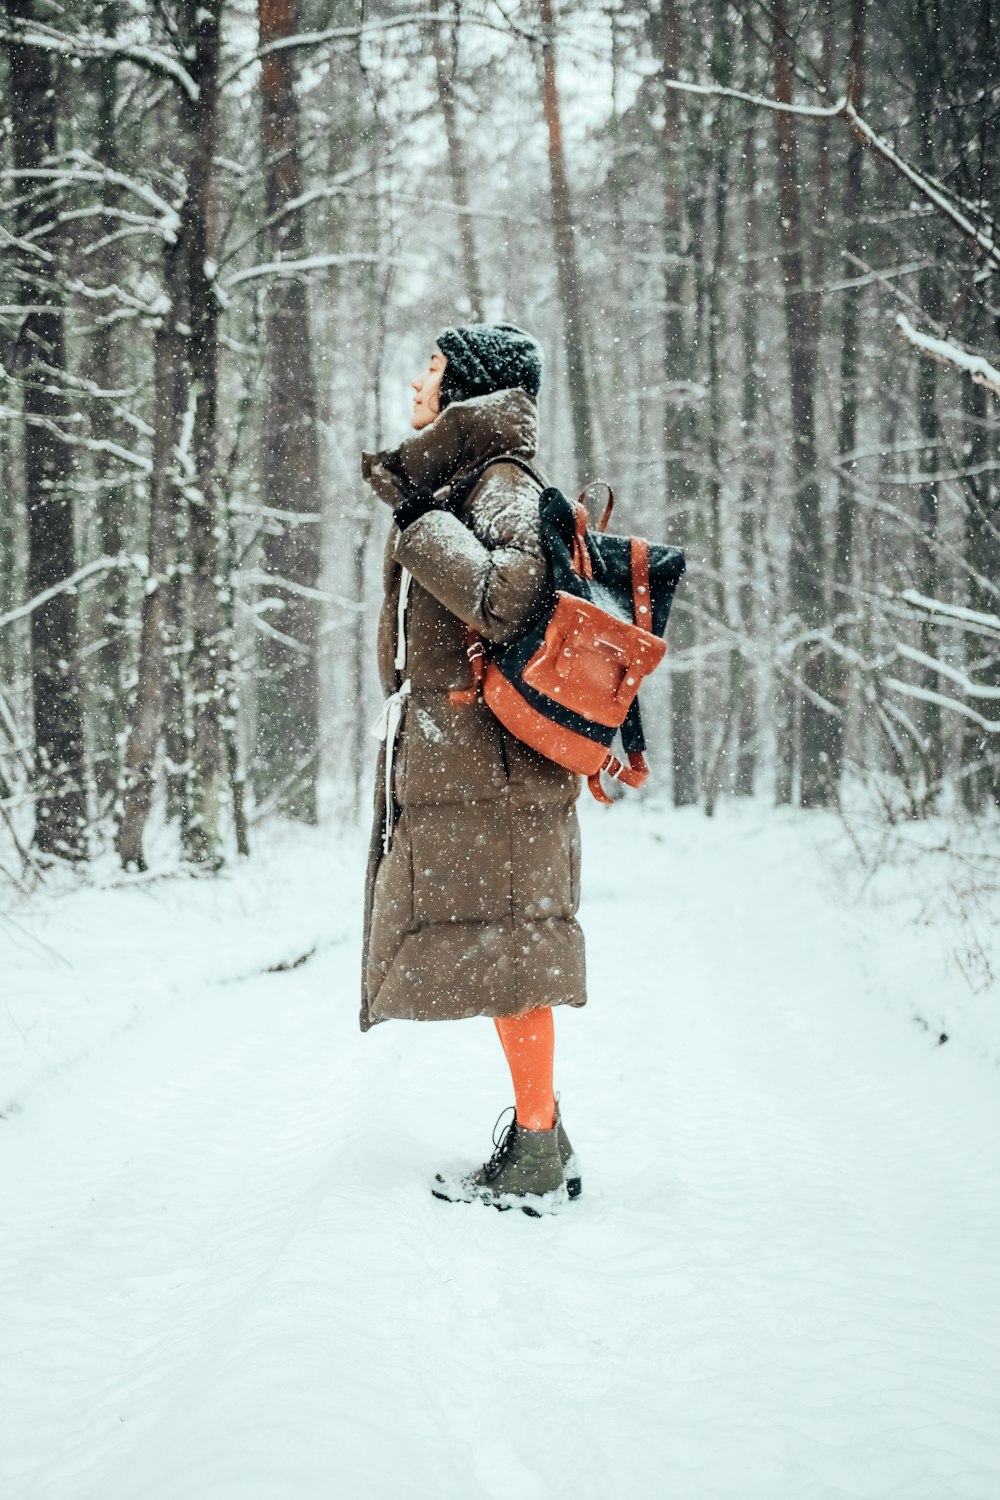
[436,322,543,409]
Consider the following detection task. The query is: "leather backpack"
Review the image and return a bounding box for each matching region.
[448,458,686,803]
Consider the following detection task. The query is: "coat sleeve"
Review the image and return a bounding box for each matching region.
[392,472,548,643]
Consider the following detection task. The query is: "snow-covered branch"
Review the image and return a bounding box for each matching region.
[218,166,378,267]
[885,679,1000,735]
[895,643,1000,700]
[843,104,1000,274]
[0,19,198,100]
[235,600,313,658]
[222,252,414,291]
[895,316,1000,398]
[236,570,360,611]
[221,11,460,88]
[2,163,180,242]
[897,591,1000,635]
[0,407,154,471]
[0,556,141,632]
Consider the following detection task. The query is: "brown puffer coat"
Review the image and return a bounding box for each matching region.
[359,387,587,1031]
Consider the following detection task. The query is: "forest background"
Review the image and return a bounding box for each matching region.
[0,0,997,902]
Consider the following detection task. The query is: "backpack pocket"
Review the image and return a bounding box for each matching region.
[521,592,665,728]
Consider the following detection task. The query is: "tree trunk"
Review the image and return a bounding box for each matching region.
[771,0,837,808]
[85,9,131,808]
[702,0,737,817]
[115,239,188,870]
[0,422,17,695]
[432,5,484,321]
[255,0,323,825]
[6,0,88,859]
[959,308,1000,812]
[830,0,866,800]
[913,14,945,799]
[656,0,697,807]
[539,0,595,486]
[180,0,226,864]
[734,12,761,798]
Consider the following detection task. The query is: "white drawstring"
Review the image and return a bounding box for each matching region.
[394,567,412,672]
[370,679,411,853]
[372,563,414,854]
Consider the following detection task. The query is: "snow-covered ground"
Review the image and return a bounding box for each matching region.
[2,801,999,1500]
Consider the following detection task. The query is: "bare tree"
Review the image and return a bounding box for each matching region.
[539,0,595,486]
[254,0,323,825]
[771,0,838,808]
[5,0,87,859]
[180,0,226,865]
[116,239,188,871]
[431,4,484,321]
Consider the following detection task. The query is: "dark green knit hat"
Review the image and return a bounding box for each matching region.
[436,322,543,408]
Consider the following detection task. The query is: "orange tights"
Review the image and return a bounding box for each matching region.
[494,1007,556,1132]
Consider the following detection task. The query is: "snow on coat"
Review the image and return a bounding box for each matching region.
[359,388,587,1030]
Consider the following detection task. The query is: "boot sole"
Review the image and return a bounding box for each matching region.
[432,1187,546,1218]
[432,1177,568,1216]
[433,1182,579,1209]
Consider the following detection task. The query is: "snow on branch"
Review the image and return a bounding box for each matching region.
[222,252,415,291]
[0,222,54,264]
[897,591,1000,635]
[0,19,199,101]
[885,678,1000,735]
[4,156,179,224]
[0,407,153,471]
[885,593,1000,735]
[236,569,359,611]
[235,600,312,658]
[843,104,1000,274]
[895,643,1000,701]
[219,166,377,267]
[221,11,458,88]
[895,316,1000,398]
[0,556,141,632]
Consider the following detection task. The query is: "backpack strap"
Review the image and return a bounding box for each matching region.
[441,453,546,512]
[445,456,545,707]
[586,699,650,804]
[449,630,486,706]
[631,537,652,629]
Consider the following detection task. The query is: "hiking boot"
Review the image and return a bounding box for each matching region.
[555,1102,582,1200]
[432,1109,567,1216]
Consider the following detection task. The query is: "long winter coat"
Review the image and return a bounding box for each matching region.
[359,387,587,1030]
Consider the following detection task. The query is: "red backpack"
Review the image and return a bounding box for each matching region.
[449,461,686,803]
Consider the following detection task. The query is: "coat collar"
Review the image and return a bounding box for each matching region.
[362,387,538,505]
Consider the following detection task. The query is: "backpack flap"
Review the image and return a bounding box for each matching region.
[589,532,686,638]
[521,592,665,728]
[539,486,685,637]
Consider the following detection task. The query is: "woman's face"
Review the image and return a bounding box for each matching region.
[410,348,447,430]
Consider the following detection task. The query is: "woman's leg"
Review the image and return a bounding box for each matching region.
[494,1007,556,1131]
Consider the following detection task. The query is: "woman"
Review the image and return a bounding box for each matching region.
[360,323,585,1215]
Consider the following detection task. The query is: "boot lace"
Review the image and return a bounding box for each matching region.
[482,1106,517,1183]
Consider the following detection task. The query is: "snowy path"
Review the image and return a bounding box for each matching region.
[2,807,1000,1500]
